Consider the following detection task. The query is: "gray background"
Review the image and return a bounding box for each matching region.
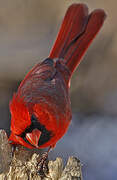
[0,0,116,179]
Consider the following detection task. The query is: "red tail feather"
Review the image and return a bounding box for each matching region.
[49,4,106,75]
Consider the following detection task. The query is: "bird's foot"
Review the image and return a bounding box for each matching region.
[37,152,49,177]
[10,144,19,158]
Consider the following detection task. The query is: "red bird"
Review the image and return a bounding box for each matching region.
[9,4,106,150]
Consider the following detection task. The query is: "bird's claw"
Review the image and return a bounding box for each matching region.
[37,152,49,177]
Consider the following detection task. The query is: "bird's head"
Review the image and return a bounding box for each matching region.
[9,94,53,149]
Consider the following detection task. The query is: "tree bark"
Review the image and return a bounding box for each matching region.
[0,130,83,180]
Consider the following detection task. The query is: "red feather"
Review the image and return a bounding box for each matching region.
[49,4,106,75]
[9,4,106,149]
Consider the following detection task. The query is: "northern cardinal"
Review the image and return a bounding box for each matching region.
[9,4,106,151]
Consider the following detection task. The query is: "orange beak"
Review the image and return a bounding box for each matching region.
[26,129,41,148]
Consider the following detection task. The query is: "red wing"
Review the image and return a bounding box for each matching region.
[18,59,56,96]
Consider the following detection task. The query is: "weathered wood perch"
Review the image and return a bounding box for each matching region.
[0,130,83,180]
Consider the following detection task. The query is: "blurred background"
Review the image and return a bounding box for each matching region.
[0,0,116,179]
